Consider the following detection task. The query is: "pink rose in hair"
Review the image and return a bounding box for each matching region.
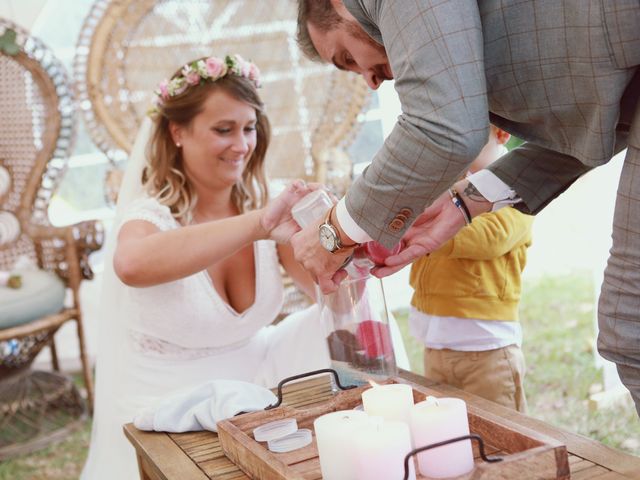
[182,65,201,86]
[248,63,261,87]
[205,57,226,79]
[241,61,251,78]
[158,79,170,100]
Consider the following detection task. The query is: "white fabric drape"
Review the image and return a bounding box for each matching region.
[80,118,153,479]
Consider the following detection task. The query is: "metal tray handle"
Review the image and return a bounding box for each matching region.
[403,434,503,480]
[265,368,358,410]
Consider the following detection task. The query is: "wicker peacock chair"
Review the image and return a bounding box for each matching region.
[73,0,371,317]
[0,19,104,459]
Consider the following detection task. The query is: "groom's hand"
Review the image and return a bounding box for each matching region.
[290,218,350,294]
[371,178,494,278]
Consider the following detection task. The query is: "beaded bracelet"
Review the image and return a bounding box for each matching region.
[448,188,472,225]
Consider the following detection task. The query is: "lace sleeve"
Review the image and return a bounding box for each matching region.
[118,197,177,232]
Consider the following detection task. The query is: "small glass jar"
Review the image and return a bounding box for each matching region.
[291,190,398,386]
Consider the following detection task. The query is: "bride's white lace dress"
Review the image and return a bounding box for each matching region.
[81,197,331,480]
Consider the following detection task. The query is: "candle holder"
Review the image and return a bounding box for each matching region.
[402,434,503,480]
[218,377,569,480]
[264,368,357,410]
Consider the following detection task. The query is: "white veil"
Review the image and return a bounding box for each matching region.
[81,117,154,480]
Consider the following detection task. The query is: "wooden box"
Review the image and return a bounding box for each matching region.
[217,377,570,480]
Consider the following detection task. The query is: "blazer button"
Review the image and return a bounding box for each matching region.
[388,218,405,232]
[399,207,413,218]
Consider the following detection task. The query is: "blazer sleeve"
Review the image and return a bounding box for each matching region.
[343,0,490,247]
[437,208,534,260]
[486,121,632,214]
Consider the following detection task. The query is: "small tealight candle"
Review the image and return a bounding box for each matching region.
[314,410,369,480]
[409,396,474,478]
[362,382,414,423]
[353,418,416,480]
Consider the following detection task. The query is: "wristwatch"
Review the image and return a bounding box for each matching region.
[318,206,358,253]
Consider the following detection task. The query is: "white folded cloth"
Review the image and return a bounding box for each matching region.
[133,379,277,432]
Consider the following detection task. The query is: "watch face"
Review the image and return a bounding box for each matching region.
[319,224,338,252]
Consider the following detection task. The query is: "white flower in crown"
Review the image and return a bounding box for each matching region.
[168,77,188,96]
[195,59,209,78]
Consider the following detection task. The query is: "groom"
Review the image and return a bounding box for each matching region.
[289,0,640,414]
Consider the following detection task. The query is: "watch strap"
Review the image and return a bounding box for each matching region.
[323,205,358,253]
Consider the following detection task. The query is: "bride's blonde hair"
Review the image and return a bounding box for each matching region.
[143,60,270,222]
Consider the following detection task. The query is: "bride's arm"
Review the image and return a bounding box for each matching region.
[115,180,314,287]
[114,209,265,287]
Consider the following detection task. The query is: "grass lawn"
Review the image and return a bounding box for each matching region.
[0,422,90,480]
[1,271,638,479]
[519,271,640,455]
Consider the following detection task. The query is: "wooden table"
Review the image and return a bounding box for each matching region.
[124,370,640,480]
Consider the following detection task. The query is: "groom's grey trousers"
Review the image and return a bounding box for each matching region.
[599,88,640,415]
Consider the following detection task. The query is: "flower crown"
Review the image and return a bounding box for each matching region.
[150,54,261,114]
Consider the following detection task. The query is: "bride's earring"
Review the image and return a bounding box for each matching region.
[176,142,181,148]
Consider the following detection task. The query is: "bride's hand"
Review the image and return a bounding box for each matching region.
[260,180,321,243]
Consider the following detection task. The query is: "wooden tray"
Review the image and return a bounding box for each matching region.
[217,376,570,479]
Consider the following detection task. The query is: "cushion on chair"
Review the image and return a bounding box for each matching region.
[0,270,66,329]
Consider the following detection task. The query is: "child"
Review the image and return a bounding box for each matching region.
[409,126,533,412]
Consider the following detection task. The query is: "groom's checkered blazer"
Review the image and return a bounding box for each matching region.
[341,0,640,246]
[338,0,640,412]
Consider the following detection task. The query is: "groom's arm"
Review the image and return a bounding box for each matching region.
[342,0,490,248]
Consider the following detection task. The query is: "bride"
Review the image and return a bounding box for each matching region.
[81,54,330,479]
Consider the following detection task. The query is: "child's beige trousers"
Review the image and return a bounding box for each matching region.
[423,344,527,412]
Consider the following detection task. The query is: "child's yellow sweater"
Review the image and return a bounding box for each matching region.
[410,207,533,321]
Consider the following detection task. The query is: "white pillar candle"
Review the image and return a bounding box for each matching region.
[409,396,474,478]
[361,383,414,423]
[314,410,369,480]
[353,418,416,480]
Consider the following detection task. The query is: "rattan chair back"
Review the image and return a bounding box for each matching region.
[74,0,370,195]
[0,21,103,436]
[0,19,75,273]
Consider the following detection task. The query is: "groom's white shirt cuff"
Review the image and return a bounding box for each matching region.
[336,198,373,243]
[337,169,521,241]
[467,170,522,211]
